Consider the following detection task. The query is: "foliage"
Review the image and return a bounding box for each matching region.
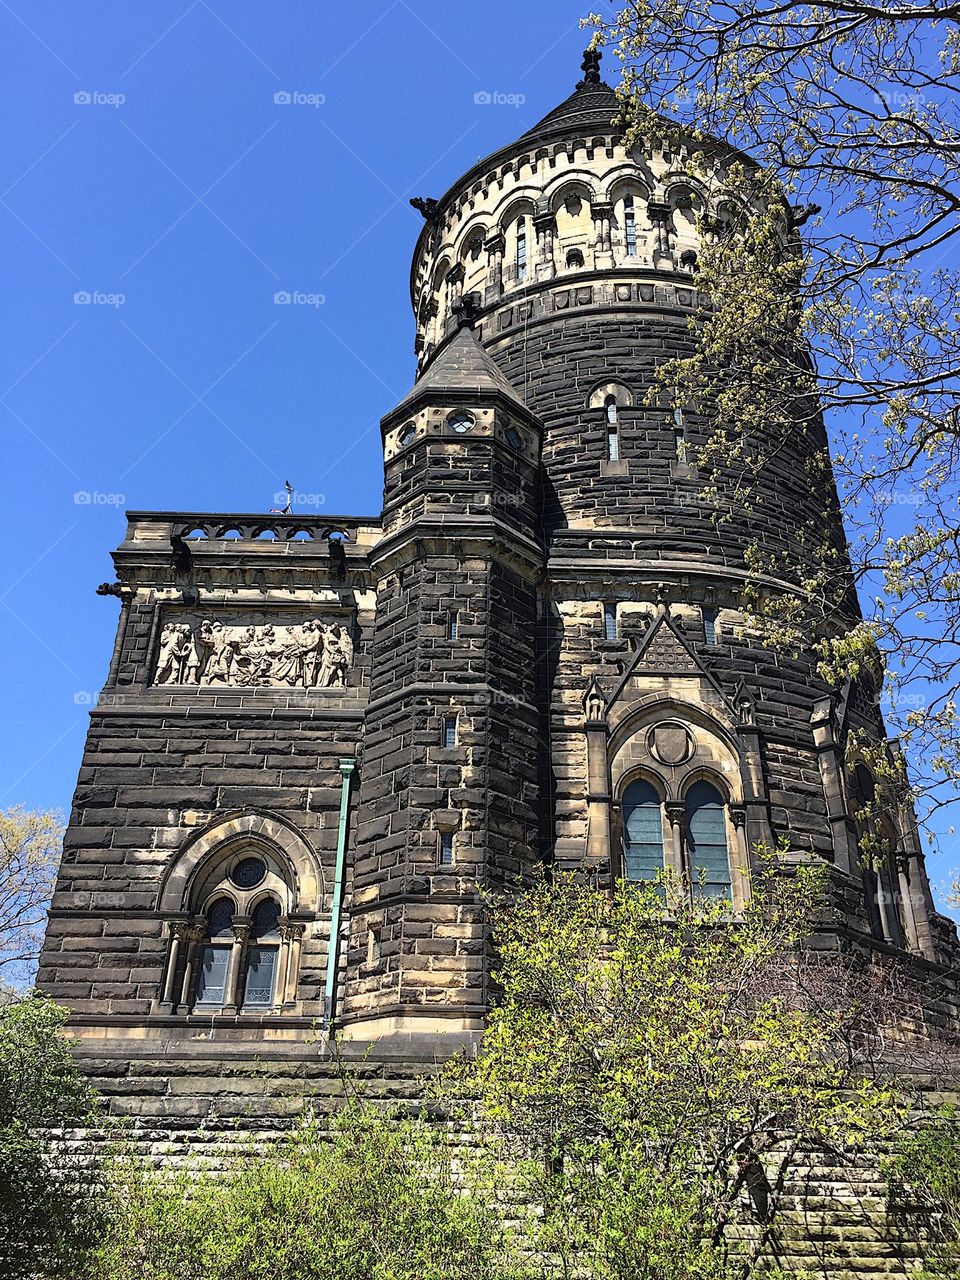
[0,806,62,986]
[0,995,104,1280]
[447,860,904,1280]
[888,1106,960,1277]
[584,3,960,824]
[92,1103,514,1280]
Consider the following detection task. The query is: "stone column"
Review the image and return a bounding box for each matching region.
[729,804,749,913]
[485,231,505,302]
[281,921,306,1007]
[223,917,251,1014]
[534,213,557,281]
[665,802,686,902]
[592,201,613,269]
[583,694,611,876]
[445,264,464,338]
[177,922,204,1013]
[648,200,673,265]
[735,693,775,860]
[809,697,858,874]
[158,918,189,1013]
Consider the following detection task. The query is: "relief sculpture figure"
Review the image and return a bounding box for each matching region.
[154,617,355,688]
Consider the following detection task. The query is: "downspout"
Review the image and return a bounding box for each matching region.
[324,757,355,1031]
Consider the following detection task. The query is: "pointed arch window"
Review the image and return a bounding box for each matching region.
[622,779,665,884]
[685,781,732,900]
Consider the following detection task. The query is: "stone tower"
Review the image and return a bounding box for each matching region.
[38,51,956,1073]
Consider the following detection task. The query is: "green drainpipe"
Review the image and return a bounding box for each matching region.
[324,757,355,1030]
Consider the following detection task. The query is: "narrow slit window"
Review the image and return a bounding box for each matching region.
[603,603,618,641]
[447,610,459,640]
[624,195,637,256]
[439,831,455,866]
[702,607,718,645]
[443,716,458,748]
[517,219,527,281]
[605,396,620,461]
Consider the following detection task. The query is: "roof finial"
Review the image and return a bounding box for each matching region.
[452,292,482,330]
[579,46,602,87]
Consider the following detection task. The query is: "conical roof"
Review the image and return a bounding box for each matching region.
[517,53,621,146]
[390,322,528,419]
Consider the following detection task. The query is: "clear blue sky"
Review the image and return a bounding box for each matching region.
[2,1,956,911]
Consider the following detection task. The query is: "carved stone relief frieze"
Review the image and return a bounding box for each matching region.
[153,614,355,689]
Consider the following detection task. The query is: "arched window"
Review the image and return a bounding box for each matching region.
[242,897,282,1009]
[622,779,665,884]
[566,248,584,269]
[195,897,234,1007]
[685,781,732,900]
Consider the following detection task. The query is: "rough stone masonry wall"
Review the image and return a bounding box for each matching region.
[58,1041,949,1277]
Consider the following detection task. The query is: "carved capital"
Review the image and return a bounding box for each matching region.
[665,803,686,828]
[729,804,747,829]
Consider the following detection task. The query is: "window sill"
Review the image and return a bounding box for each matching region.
[601,459,629,477]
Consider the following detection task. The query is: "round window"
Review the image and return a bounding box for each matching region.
[448,411,475,434]
[231,857,267,890]
[399,422,416,448]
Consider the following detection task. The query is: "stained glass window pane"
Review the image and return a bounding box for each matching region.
[207,898,234,938]
[623,780,664,883]
[195,945,230,1005]
[242,945,277,1008]
[685,781,731,900]
[251,897,281,940]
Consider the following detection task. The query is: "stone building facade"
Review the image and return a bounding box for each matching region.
[39,51,958,1069]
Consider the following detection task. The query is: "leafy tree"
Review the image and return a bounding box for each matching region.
[449,862,905,1280]
[585,4,960,822]
[887,1106,960,1277]
[93,1103,513,1280]
[0,806,62,986]
[0,995,103,1280]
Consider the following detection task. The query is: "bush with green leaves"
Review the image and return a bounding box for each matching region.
[0,995,104,1279]
[448,859,906,1280]
[92,1103,514,1280]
